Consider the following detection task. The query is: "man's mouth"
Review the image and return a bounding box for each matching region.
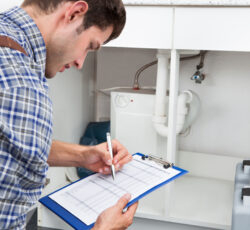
[59,64,70,72]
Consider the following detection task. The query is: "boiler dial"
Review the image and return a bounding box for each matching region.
[115,95,130,108]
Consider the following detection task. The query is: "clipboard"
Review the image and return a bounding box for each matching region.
[39,153,188,230]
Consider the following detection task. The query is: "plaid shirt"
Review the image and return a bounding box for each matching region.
[0,7,53,229]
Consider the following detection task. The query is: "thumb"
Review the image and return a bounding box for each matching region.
[116,193,131,210]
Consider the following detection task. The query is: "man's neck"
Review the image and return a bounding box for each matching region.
[21,5,57,47]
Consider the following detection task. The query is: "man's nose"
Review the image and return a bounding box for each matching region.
[74,53,87,69]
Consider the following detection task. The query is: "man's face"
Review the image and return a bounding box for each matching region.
[45,23,113,78]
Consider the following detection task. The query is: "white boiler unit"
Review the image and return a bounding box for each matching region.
[111,89,167,157]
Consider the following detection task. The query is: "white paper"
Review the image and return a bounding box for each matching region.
[50,155,181,225]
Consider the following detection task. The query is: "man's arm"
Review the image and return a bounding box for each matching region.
[47,140,91,167]
[48,140,136,229]
[48,140,133,173]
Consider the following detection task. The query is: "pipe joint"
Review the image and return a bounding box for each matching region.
[152,115,167,124]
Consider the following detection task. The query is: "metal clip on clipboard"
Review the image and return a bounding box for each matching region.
[141,154,174,169]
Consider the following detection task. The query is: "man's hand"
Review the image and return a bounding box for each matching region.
[92,194,138,230]
[48,140,132,172]
[80,139,132,174]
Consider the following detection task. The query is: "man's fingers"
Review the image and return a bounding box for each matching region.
[113,148,131,163]
[101,148,112,166]
[99,166,111,174]
[122,202,138,227]
[125,201,138,217]
[98,140,132,173]
[112,140,131,164]
[114,154,132,170]
[116,193,131,210]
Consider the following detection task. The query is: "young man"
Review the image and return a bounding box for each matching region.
[0,0,138,229]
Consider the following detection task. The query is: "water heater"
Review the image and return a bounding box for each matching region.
[111,89,168,157]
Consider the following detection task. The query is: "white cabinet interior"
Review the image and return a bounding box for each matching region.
[174,7,250,51]
[104,5,249,230]
[105,6,173,49]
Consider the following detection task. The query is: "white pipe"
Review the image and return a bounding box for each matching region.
[153,91,192,137]
[176,91,192,133]
[153,50,193,137]
[152,51,169,135]
[153,122,169,137]
[154,51,169,121]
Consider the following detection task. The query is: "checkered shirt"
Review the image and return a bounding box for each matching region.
[0,7,53,229]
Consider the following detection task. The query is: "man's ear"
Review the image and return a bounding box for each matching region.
[66,1,88,23]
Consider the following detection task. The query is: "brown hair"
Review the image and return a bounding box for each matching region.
[22,0,126,42]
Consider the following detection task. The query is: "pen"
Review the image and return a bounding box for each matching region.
[106,132,116,180]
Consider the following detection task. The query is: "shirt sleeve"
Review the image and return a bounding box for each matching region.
[0,86,53,229]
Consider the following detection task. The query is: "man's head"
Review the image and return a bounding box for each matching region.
[21,0,126,78]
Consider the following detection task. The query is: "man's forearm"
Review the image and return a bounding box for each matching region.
[47,140,90,167]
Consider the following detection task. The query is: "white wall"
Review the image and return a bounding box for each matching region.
[0,0,23,12]
[49,53,95,144]
[96,47,157,120]
[179,51,250,158]
[96,48,250,158]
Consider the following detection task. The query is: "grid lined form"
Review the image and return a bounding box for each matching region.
[50,155,181,225]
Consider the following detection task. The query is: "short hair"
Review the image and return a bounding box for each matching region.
[22,0,126,43]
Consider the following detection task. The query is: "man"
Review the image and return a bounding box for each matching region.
[0,0,138,229]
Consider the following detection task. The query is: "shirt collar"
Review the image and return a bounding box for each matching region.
[4,7,47,68]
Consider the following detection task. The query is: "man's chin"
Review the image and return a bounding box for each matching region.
[45,70,57,79]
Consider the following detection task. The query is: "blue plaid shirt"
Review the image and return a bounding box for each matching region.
[0,7,53,229]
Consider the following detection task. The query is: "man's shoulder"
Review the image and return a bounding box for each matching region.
[0,9,28,49]
[0,59,49,96]
[0,47,47,93]
[0,7,48,92]
[0,7,43,63]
